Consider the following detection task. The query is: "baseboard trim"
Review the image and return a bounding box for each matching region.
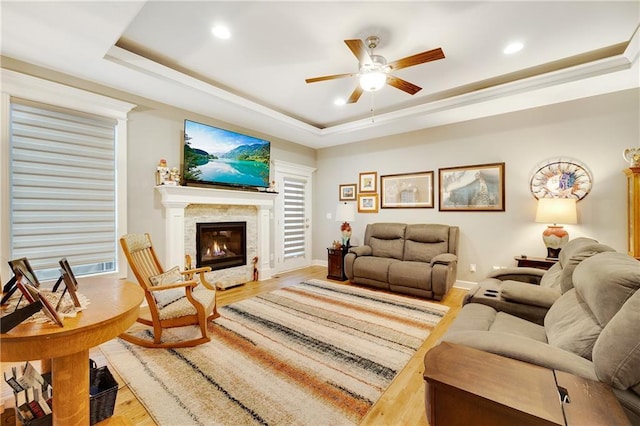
[454,280,477,291]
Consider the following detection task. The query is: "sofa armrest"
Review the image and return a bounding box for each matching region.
[442,331,598,381]
[349,245,372,257]
[486,267,545,285]
[500,280,561,308]
[430,253,457,266]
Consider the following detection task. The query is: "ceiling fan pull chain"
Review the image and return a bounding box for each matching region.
[370,92,376,123]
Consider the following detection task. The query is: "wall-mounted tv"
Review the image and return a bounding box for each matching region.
[183,119,271,189]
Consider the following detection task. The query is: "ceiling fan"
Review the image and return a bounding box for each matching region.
[305,36,445,104]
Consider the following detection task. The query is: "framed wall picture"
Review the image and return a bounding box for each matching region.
[439,162,505,211]
[358,193,379,213]
[359,172,377,193]
[339,183,357,201]
[381,171,434,208]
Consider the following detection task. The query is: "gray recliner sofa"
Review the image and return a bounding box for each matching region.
[439,251,640,423]
[464,237,616,324]
[344,223,459,300]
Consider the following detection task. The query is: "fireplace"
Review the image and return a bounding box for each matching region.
[196,221,247,271]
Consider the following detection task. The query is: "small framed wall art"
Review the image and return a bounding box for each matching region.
[381,171,434,208]
[358,193,379,213]
[339,183,357,201]
[439,162,505,211]
[359,172,377,193]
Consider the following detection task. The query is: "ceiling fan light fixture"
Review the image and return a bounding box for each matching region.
[359,70,386,92]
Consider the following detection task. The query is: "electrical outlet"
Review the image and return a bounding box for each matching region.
[469,264,476,272]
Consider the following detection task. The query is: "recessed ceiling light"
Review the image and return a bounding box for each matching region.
[503,42,523,55]
[211,25,231,40]
[334,98,346,106]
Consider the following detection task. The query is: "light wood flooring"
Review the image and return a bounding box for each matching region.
[2,265,467,426]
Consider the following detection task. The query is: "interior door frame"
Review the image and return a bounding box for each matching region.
[272,160,316,273]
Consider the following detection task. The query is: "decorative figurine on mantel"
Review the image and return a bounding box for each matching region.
[623,148,640,167]
[155,159,169,185]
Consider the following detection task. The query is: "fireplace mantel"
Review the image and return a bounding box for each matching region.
[155,185,277,280]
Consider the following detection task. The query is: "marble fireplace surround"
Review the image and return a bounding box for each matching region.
[155,186,277,283]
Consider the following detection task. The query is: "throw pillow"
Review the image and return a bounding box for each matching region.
[149,266,185,308]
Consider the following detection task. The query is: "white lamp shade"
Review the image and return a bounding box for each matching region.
[535,198,577,225]
[336,202,355,222]
[359,71,386,92]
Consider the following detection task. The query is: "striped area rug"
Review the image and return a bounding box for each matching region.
[100,279,448,425]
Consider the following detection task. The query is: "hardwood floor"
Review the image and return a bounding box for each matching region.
[2,266,467,426]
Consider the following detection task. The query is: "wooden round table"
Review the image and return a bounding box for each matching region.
[1,277,143,425]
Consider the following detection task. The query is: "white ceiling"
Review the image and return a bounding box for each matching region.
[1,1,639,149]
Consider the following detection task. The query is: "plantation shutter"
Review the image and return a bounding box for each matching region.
[9,100,118,280]
[283,177,306,259]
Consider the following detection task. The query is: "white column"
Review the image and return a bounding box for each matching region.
[257,205,273,280]
[161,200,189,268]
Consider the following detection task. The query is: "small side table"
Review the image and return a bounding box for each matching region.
[327,247,348,281]
[514,255,557,270]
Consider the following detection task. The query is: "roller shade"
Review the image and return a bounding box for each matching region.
[283,177,306,259]
[10,100,117,280]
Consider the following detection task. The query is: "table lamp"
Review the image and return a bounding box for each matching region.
[535,198,577,259]
[336,202,355,247]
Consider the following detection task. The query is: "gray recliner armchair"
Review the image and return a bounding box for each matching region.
[441,251,640,423]
[464,237,615,324]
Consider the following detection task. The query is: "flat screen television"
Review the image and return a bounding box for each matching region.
[183,119,271,189]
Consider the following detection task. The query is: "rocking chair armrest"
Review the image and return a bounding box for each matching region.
[180,267,212,276]
[148,280,197,291]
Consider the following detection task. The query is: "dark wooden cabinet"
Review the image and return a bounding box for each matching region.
[327,247,347,281]
[514,256,557,270]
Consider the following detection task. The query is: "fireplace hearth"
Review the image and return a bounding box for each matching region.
[196,221,247,271]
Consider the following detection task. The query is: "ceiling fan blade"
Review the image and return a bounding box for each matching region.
[347,86,364,104]
[305,72,357,84]
[386,75,422,95]
[345,39,372,65]
[387,47,445,71]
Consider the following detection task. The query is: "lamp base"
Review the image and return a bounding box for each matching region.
[546,247,561,260]
[542,225,569,261]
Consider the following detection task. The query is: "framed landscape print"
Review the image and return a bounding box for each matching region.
[381,171,434,208]
[439,162,505,211]
[359,172,377,193]
[339,183,357,201]
[358,193,379,213]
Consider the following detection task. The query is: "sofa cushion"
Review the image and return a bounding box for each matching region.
[539,262,563,288]
[353,256,399,282]
[544,288,602,360]
[592,290,640,391]
[369,237,405,260]
[558,242,616,293]
[574,252,640,326]
[403,224,449,262]
[490,312,548,342]
[388,261,432,290]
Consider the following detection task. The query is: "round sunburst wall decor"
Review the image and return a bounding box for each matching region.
[529,158,592,200]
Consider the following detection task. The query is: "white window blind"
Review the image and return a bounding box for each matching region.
[283,177,306,259]
[10,100,118,280]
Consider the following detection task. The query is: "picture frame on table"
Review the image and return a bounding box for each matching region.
[21,281,64,327]
[9,258,40,288]
[358,193,379,213]
[358,172,377,193]
[380,171,434,208]
[339,183,357,201]
[438,162,505,212]
[57,258,81,308]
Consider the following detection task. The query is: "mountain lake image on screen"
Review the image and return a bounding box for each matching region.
[183,119,271,189]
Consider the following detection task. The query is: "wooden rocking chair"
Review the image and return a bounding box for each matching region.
[119,233,219,348]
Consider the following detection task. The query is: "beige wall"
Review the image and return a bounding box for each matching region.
[314,88,639,282]
[3,57,638,284]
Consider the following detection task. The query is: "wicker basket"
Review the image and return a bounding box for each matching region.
[89,359,118,425]
[39,359,118,425]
